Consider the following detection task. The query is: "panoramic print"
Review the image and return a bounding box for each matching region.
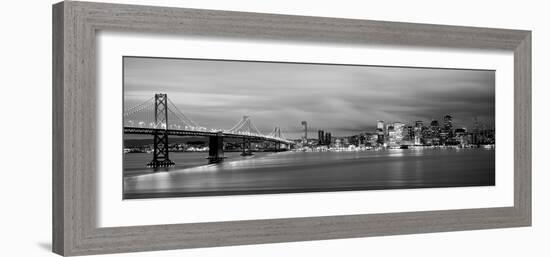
[122,57,495,199]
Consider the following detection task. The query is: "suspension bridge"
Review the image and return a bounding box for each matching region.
[124,93,295,168]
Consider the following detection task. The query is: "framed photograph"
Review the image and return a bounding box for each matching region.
[122,57,497,199]
[53,1,531,256]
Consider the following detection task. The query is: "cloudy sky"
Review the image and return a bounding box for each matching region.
[124,57,495,139]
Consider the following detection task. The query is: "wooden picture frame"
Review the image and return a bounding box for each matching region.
[52,1,531,256]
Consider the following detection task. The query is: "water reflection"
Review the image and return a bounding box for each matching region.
[123,148,495,198]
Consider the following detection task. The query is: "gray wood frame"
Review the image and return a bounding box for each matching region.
[52,1,531,256]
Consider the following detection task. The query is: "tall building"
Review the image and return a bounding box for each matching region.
[387,124,396,146]
[404,124,414,143]
[386,123,393,141]
[414,120,423,145]
[429,119,441,145]
[318,130,325,145]
[377,120,385,130]
[441,114,453,144]
[301,121,308,145]
[443,114,453,134]
[393,122,405,145]
[376,129,384,146]
[325,132,332,146]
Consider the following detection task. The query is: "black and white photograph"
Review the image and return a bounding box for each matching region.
[122,56,496,199]
[1,0,542,256]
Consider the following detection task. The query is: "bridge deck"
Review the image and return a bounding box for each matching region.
[123,127,293,144]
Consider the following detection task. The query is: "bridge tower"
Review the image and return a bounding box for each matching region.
[274,126,281,149]
[147,93,175,168]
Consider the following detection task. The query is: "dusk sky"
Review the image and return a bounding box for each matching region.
[123,57,495,139]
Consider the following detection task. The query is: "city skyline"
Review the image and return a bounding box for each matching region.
[124,57,495,139]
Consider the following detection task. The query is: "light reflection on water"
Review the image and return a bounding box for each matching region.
[124,148,495,198]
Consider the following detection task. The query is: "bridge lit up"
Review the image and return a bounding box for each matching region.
[124,93,295,168]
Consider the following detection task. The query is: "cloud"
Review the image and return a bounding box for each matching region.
[124,57,495,139]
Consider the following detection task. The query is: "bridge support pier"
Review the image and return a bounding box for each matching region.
[207,132,225,163]
[147,131,175,168]
[241,137,253,156]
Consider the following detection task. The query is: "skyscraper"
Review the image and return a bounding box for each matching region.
[404,124,414,143]
[376,125,385,145]
[429,119,440,145]
[393,122,405,144]
[443,114,453,133]
[325,132,332,146]
[441,114,453,144]
[318,130,325,145]
[377,120,385,130]
[414,120,423,145]
[301,121,308,145]
[387,124,396,146]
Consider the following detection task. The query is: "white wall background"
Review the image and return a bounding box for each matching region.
[0,0,547,256]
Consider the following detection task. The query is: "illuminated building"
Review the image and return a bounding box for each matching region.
[403,124,414,145]
[365,133,378,146]
[428,119,440,145]
[443,114,453,132]
[439,114,454,145]
[377,120,385,130]
[453,128,468,145]
[393,122,405,145]
[387,124,396,146]
[414,120,423,145]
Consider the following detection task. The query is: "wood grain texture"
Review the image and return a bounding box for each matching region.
[52,2,65,255]
[514,32,532,224]
[52,1,532,256]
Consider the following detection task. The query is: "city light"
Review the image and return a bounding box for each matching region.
[293,114,495,152]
